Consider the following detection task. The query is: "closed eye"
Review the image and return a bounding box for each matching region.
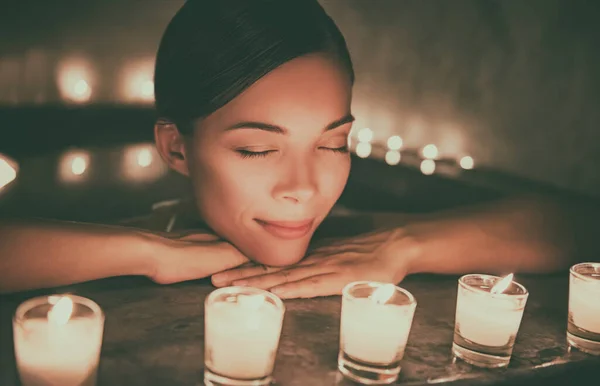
[236,149,276,159]
[321,146,349,153]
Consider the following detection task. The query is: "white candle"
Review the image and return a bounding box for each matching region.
[13,296,104,386]
[341,299,414,364]
[455,293,524,347]
[205,292,284,380]
[340,284,416,365]
[569,273,600,334]
[455,274,527,347]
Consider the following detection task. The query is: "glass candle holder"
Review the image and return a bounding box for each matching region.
[338,281,417,385]
[567,262,600,355]
[13,295,105,386]
[452,274,528,368]
[204,287,285,386]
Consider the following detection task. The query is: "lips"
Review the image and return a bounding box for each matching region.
[255,219,314,240]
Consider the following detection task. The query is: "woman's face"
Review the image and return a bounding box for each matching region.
[180,55,352,266]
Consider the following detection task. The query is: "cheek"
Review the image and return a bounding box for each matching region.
[190,152,266,216]
[317,155,351,201]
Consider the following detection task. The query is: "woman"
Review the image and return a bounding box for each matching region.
[0,0,596,296]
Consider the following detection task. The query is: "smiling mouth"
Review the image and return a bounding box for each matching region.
[255,219,314,240]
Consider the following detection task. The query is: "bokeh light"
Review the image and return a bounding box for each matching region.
[420,159,436,175]
[57,59,94,103]
[59,150,91,182]
[136,148,153,168]
[385,150,401,165]
[422,144,439,160]
[121,144,168,182]
[386,135,403,150]
[119,59,155,103]
[355,142,372,158]
[460,156,475,170]
[357,128,374,143]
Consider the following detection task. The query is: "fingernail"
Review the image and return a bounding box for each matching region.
[232,280,247,286]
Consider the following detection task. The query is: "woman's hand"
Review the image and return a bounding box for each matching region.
[211,228,421,298]
[149,230,250,285]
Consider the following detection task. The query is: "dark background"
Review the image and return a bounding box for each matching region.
[0,0,599,222]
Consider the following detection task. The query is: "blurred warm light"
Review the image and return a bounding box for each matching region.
[137,148,153,167]
[71,156,87,175]
[460,156,475,170]
[57,59,94,103]
[357,128,373,143]
[121,144,168,182]
[355,142,372,158]
[120,59,155,103]
[385,150,401,165]
[387,135,403,150]
[420,159,436,175]
[59,151,90,182]
[0,153,18,190]
[422,144,438,160]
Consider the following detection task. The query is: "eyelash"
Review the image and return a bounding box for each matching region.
[237,146,348,159]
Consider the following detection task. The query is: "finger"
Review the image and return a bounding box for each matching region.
[211,264,285,287]
[231,265,331,290]
[308,242,365,257]
[269,273,344,299]
[211,253,318,286]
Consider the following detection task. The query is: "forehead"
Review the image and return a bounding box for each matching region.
[199,54,352,133]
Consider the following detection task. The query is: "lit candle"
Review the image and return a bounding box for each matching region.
[13,295,105,386]
[567,262,600,355]
[453,274,528,368]
[338,281,416,385]
[204,287,285,385]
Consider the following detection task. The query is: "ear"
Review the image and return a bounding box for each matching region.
[154,120,190,176]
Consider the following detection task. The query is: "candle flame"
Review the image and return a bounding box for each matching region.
[491,273,514,294]
[370,284,395,304]
[47,296,74,325]
[238,294,265,309]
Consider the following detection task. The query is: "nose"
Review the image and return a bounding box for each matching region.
[273,157,317,204]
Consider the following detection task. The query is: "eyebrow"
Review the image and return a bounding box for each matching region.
[224,113,355,134]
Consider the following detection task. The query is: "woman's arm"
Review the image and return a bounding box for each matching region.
[317,195,598,275]
[402,194,599,275]
[0,218,248,294]
[0,219,156,293]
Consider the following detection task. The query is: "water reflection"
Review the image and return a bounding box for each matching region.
[120,144,168,182]
[59,150,91,182]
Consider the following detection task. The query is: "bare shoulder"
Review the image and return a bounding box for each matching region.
[115,198,204,233]
[117,212,174,232]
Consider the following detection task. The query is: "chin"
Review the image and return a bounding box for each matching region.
[243,240,309,267]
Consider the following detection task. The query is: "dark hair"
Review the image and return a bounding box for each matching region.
[154,0,354,134]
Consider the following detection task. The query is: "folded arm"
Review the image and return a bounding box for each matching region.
[0,219,157,293]
[0,218,248,294]
[386,195,597,276]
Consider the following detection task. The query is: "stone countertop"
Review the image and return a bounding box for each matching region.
[1,274,598,386]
